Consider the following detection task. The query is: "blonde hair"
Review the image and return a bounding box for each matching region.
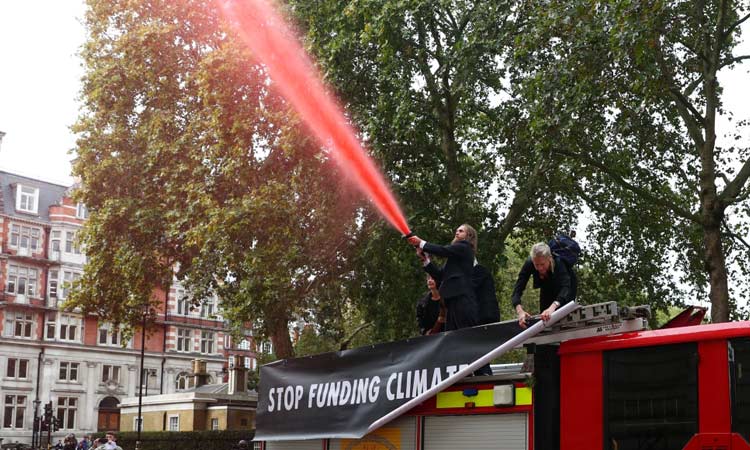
[530,242,554,272]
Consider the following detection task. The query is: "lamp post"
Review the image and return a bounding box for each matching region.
[135,307,148,450]
[32,399,41,449]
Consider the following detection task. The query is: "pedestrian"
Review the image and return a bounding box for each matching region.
[93,437,108,449]
[408,224,479,331]
[104,431,123,450]
[77,435,92,450]
[63,434,77,450]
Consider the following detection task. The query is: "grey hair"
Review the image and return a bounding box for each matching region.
[530,242,552,259]
[530,242,555,272]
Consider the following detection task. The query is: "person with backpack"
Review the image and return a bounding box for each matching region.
[512,242,575,328]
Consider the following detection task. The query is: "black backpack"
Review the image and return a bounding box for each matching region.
[549,234,581,267]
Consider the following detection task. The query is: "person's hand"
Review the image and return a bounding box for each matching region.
[516,306,531,328]
[416,247,427,262]
[407,235,423,247]
[541,302,558,322]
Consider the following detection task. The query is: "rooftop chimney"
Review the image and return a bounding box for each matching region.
[227,355,248,395]
[192,359,210,388]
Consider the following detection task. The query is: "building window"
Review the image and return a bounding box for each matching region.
[175,372,195,391]
[253,442,262,450]
[56,397,77,430]
[200,297,216,318]
[176,289,190,316]
[58,315,80,342]
[59,362,79,382]
[6,359,29,379]
[238,339,251,350]
[169,415,179,431]
[3,395,26,429]
[140,368,158,390]
[176,328,192,352]
[9,224,41,251]
[51,231,61,253]
[98,324,122,347]
[211,417,219,430]
[200,331,215,354]
[15,185,39,214]
[64,232,81,255]
[102,365,120,383]
[48,270,59,301]
[61,271,81,299]
[76,203,88,220]
[6,265,38,297]
[5,312,34,339]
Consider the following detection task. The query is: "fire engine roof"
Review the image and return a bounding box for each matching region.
[558,320,750,355]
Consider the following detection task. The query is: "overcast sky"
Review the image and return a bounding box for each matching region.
[0,2,748,187]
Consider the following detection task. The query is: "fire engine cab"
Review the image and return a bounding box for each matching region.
[257,303,750,450]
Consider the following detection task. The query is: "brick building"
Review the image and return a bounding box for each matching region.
[0,170,257,445]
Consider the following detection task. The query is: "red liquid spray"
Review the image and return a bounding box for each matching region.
[220,0,411,236]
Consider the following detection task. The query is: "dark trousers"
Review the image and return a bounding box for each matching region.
[444,294,479,331]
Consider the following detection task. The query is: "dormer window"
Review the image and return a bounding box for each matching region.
[76,203,88,219]
[15,185,39,214]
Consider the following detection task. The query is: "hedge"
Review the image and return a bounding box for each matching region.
[91,430,255,450]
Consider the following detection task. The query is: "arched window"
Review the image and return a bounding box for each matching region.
[175,372,195,391]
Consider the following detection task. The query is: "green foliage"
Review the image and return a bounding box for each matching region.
[509,0,750,321]
[93,430,252,450]
[288,0,587,337]
[70,0,359,356]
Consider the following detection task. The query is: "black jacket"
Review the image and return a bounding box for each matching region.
[422,240,475,300]
[473,264,500,324]
[511,256,574,311]
[416,292,443,335]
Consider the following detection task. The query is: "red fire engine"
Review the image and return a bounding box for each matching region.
[260,304,750,450]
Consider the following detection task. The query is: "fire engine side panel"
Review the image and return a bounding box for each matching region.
[698,339,731,433]
[560,351,603,450]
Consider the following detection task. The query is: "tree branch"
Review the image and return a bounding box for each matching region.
[723,12,750,41]
[719,157,750,206]
[554,148,699,223]
[720,54,750,69]
[722,219,750,253]
[654,39,706,147]
[339,322,374,351]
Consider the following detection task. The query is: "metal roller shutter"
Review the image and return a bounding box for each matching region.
[266,440,323,450]
[329,416,417,450]
[423,413,527,450]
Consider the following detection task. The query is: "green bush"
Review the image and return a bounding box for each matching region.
[91,430,254,450]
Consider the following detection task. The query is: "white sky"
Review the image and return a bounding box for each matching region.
[0,2,747,188]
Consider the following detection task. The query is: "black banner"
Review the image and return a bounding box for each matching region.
[255,320,528,441]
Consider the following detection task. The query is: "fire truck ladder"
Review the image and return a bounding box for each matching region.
[523,301,651,346]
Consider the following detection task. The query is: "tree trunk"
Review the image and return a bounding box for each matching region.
[703,223,730,322]
[269,318,294,359]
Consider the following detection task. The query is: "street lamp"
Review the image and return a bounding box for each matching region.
[135,306,151,450]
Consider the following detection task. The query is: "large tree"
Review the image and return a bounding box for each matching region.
[69,0,359,357]
[287,0,585,339]
[511,0,750,321]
